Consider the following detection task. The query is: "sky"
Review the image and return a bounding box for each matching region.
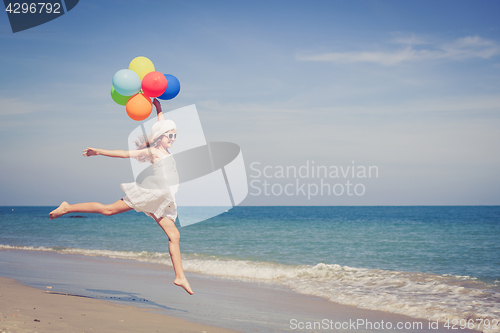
[0,0,499,206]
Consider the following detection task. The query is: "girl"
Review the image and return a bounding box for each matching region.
[49,99,193,295]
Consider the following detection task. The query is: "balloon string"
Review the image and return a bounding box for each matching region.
[140,123,155,163]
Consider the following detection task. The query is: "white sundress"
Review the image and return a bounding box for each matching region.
[121,150,179,221]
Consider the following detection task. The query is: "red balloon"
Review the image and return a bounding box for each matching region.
[141,71,168,98]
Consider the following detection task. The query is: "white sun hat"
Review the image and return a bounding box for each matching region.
[150,120,176,142]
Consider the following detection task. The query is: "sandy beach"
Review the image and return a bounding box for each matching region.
[0,248,483,333]
[0,276,237,333]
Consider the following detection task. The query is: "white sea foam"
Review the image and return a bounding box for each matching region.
[2,244,499,332]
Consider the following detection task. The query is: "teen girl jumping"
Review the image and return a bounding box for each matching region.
[49,99,193,295]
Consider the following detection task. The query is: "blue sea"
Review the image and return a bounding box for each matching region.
[1,206,499,326]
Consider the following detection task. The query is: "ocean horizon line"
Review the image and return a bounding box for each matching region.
[2,204,500,207]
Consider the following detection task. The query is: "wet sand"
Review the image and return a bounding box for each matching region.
[0,276,237,333]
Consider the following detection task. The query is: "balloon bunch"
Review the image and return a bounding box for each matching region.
[111,56,181,121]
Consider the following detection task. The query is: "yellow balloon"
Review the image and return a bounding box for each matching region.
[129,56,155,80]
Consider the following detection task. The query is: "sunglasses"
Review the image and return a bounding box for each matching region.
[163,133,177,139]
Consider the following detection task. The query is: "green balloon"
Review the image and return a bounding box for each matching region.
[111,86,131,106]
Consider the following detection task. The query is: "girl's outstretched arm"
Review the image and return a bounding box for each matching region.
[83,147,128,158]
[83,147,152,159]
[153,98,164,121]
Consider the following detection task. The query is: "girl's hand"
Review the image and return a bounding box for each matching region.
[153,98,165,121]
[83,147,99,157]
[153,98,161,110]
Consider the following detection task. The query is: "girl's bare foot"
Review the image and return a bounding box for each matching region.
[174,277,193,295]
[49,201,70,220]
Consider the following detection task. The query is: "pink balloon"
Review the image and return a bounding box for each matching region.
[141,71,168,98]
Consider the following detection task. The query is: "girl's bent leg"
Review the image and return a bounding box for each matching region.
[154,216,193,295]
[49,200,132,219]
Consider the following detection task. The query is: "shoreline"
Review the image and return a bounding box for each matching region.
[0,248,484,333]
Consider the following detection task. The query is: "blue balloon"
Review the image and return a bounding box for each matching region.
[112,69,141,96]
[158,74,180,100]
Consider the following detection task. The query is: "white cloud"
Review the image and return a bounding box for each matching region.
[297,36,500,66]
[0,96,57,116]
[199,94,500,118]
[390,34,429,46]
[331,94,500,115]
[441,36,499,60]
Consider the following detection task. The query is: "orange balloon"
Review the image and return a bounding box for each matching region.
[126,93,152,121]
